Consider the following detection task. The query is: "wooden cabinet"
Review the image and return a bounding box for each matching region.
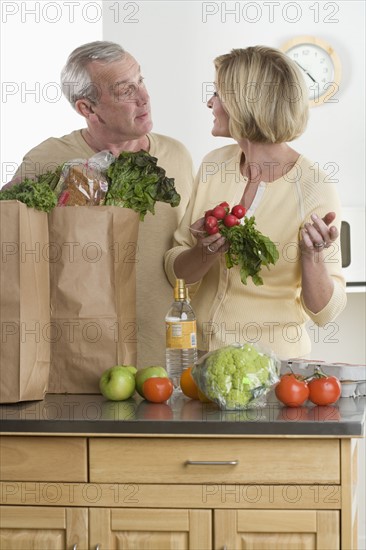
[214,509,339,549]
[0,506,88,549]
[0,435,359,549]
[89,508,211,549]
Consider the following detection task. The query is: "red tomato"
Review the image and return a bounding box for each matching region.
[231,204,246,219]
[308,376,341,406]
[212,205,226,220]
[223,214,240,227]
[205,215,219,230]
[275,373,309,408]
[142,377,174,403]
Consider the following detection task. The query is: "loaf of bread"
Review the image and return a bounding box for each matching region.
[57,165,108,206]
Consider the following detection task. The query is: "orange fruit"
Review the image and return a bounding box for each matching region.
[180,367,199,400]
[197,388,212,403]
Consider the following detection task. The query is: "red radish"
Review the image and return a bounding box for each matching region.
[223,214,240,227]
[231,204,246,219]
[212,205,226,219]
[206,225,219,235]
[205,216,218,230]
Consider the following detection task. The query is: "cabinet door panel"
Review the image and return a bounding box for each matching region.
[237,533,315,549]
[214,509,339,550]
[90,508,211,550]
[237,510,317,532]
[0,531,64,550]
[0,506,87,550]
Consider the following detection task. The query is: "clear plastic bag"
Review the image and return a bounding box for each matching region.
[192,343,281,410]
[55,151,115,206]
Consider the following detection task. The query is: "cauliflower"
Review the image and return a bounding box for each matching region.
[192,344,280,410]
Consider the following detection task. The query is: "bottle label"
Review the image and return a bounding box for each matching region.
[166,320,197,349]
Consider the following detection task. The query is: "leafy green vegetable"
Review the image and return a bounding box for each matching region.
[37,166,63,191]
[105,150,181,220]
[219,216,279,286]
[0,175,58,213]
[192,344,280,410]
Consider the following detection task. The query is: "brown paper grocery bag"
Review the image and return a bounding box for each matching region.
[47,206,139,393]
[0,201,50,403]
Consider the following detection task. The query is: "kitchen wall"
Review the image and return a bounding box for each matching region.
[1,0,104,183]
[1,1,365,544]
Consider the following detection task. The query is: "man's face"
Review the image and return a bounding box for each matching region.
[86,53,153,140]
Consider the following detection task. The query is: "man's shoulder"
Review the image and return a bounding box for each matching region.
[149,133,192,158]
[25,129,86,155]
[12,129,93,180]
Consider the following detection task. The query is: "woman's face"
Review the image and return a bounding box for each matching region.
[207,89,231,138]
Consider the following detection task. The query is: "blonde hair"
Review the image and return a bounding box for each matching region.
[214,46,309,143]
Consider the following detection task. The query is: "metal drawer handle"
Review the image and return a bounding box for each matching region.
[185,460,239,466]
[72,546,77,550]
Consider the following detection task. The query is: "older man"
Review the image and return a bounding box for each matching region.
[11,41,194,369]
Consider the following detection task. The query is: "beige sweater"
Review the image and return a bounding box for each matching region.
[165,144,346,360]
[13,130,195,368]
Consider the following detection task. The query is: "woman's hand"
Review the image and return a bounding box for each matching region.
[300,212,338,255]
[173,217,228,284]
[189,217,227,255]
[300,211,339,313]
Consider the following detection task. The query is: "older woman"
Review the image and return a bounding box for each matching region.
[165,46,346,359]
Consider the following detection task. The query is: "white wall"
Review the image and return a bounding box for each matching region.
[0,0,103,183]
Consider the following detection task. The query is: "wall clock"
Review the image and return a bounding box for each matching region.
[281,36,342,107]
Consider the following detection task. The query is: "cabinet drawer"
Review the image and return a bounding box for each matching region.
[89,438,340,484]
[0,436,87,482]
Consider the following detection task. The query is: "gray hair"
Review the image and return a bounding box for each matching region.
[61,41,126,107]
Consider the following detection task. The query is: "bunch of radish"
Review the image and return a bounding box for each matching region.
[204,201,246,234]
[200,200,279,286]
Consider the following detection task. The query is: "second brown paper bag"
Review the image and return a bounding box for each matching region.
[47,206,139,393]
[0,201,50,403]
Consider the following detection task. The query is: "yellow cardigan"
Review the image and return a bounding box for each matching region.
[165,144,346,360]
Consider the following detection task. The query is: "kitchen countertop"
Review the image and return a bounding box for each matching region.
[0,392,365,437]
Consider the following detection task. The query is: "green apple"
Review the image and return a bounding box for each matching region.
[135,366,168,397]
[124,365,138,376]
[99,366,136,401]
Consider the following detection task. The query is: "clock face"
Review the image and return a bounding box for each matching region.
[285,43,335,103]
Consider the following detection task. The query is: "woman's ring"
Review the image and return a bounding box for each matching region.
[207,244,215,253]
[314,241,325,249]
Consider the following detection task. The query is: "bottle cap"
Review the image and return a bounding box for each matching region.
[174,278,186,301]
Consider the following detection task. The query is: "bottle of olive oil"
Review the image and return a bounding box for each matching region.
[165,279,197,389]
